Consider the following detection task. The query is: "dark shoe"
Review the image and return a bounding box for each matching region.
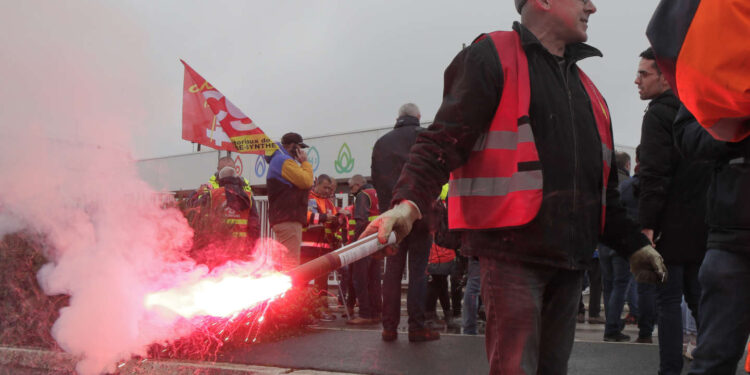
[381,330,397,342]
[635,336,653,344]
[603,332,631,342]
[587,316,606,324]
[408,328,440,342]
[577,312,586,323]
[346,317,378,325]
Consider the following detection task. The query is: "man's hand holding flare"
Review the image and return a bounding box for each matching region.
[360,201,422,257]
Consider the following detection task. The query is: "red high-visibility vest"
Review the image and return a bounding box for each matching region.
[209,187,250,238]
[347,188,380,241]
[303,191,338,249]
[448,31,613,231]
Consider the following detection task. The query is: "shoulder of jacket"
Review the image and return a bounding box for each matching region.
[646,103,678,126]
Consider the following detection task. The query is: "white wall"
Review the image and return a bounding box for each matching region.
[136,126,638,191]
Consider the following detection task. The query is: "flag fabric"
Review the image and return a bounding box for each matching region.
[181,60,279,155]
[646,0,750,142]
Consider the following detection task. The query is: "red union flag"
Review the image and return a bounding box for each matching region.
[181,60,279,155]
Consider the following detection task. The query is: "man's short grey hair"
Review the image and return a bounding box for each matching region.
[398,103,421,118]
[349,174,366,186]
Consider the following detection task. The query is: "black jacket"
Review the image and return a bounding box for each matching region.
[391,23,648,270]
[372,115,430,234]
[266,149,312,226]
[619,174,639,222]
[638,91,710,264]
[352,183,376,240]
[673,107,750,255]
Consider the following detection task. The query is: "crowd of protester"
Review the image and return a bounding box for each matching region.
[183,0,750,372]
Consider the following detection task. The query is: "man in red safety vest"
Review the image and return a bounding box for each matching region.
[302,174,345,315]
[345,174,381,325]
[363,1,666,372]
[190,166,260,267]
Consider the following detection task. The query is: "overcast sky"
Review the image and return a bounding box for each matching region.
[2,1,660,160]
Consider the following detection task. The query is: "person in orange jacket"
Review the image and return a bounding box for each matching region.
[302,174,345,315]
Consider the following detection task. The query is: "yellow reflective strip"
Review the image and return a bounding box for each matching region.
[301,241,331,248]
[368,216,378,221]
[232,232,248,237]
[348,219,356,225]
[226,219,248,225]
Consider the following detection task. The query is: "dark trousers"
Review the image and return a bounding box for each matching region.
[382,229,431,331]
[637,281,657,338]
[351,255,383,319]
[426,274,451,316]
[600,245,631,336]
[579,259,603,317]
[338,265,356,312]
[450,254,467,315]
[657,263,701,375]
[301,246,330,300]
[688,250,750,375]
[480,257,583,374]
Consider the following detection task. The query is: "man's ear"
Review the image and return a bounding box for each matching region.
[529,0,551,11]
[660,74,672,92]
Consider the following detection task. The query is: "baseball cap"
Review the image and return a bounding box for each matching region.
[281,132,309,148]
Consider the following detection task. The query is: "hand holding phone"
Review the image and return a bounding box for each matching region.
[295,146,308,163]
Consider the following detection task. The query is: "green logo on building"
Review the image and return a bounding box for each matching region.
[334,143,355,174]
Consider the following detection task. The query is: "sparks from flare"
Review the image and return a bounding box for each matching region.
[144,272,292,319]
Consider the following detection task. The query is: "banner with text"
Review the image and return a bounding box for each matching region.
[181,60,279,155]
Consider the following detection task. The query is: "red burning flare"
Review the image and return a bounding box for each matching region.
[144,271,292,319]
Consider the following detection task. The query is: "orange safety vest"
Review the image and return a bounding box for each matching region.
[303,191,338,249]
[209,187,250,238]
[745,344,749,373]
[348,188,380,240]
[448,31,613,231]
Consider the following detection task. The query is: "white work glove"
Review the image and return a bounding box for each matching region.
[360,201,422,257]
[629,245,668,284]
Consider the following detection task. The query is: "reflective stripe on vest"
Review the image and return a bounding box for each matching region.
[209,187,251,238]
[301,241,332,249]
[448,30,613,231]
[226,218,248,225]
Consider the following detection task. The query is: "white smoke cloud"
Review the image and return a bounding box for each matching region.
[0,1,205,373]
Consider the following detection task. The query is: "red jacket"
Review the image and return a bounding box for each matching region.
[429,242,456,265]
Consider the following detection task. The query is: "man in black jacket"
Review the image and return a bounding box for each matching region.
[371,103,439,342]
[346,174,382,326]
[636,47,712,374]
[672,109,750,374]
[364,1,665,373]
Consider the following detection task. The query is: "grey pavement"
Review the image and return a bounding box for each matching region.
[1,292,747,374]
